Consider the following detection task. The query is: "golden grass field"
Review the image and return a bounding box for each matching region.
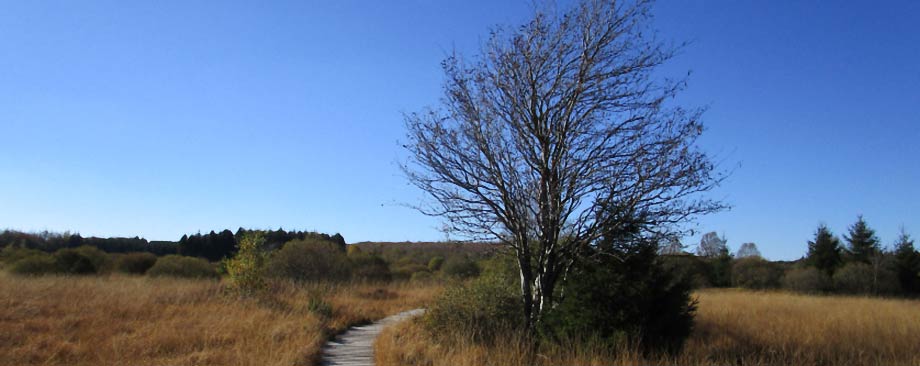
[0,273,440,366]
[376,289,920,366]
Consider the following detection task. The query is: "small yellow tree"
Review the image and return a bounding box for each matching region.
[224,232,268,296]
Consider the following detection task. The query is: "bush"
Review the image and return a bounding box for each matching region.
[114,252,158,274]
[782,267,832,294]
[732,257,782,289]
[54,246,111,274]
[425,262,522,343]
[391,263,429,281]
[224,233,269,295]
[268,238,350,282]
[833,262,900,295]
[147,255,219,279]
[441,256,480,279]
[8,254,60,275]
[544,239,696,355]
[410,271,434,283]
[0,246,46,266]
[427,256,445,271]
[349,253,392,282]
[659,254,711,288]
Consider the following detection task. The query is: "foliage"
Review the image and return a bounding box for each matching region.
[806,224,843,276]
[146,255,219,279]
[731,257,781,289]
[425,260,523,343]
[0,229,176,255]
[843,215,880,264]
[697,232,728,258]
[659,254,712,288]
[224,233,268,295]
[894,229,920,295]
[782,266,833,294]
[349,253,392,282]
[543,236,696,355]
[833,261,900,295]
[114,252,158,274]
[8,254,60,275]
[391,263,430,281]
[267,238,350,282]
[705,249,734,287]
[441,256,480,279]
[0,245,46,266]
[427,256,445,271]
[54,246,111,274]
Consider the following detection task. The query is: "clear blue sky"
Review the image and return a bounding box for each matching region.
[1,1,917,260]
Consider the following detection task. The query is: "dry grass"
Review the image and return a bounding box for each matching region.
[0,272,441,366]
[376,289,920,366]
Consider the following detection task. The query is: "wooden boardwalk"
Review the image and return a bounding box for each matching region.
[320,308,425,366]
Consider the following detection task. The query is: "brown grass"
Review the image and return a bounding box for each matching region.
[0,273,441,366]
[375,289,920,366]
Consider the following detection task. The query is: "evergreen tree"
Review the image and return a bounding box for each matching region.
[894,228,920,295]
[844,215,880,264]
[807,224,843,276]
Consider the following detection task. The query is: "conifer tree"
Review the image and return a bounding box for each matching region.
[894,228,920,295]
[807,224,842,276]
[844,215,881,264]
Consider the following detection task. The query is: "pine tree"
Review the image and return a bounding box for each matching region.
[807,224,842,276]
[844,215,881,264]
[894,228,920,295]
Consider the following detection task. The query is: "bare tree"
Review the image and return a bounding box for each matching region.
[736,242,761,258]
[697,232,728,258]
[403,0,724,329]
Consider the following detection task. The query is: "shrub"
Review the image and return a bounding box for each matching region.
[268,238,350,282]
[427,256,445,271]
[114,252,158,274]
[0,246,46,266]
[782,267,832,294]
[732,257,782,289]
[8,254,60,275]
[54,246,110,275]
[441,256,480,279]
[392,263,429,281]
[659,254,711,288]
[224,233,268,295]
[425,262,522,343]
[147,255,219,279]
[410,271,434,283]
[833,262,900,295]
[349,253,392,282]
[544,239,696,356]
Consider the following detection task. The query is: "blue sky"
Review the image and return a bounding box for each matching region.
[1,1,917,260]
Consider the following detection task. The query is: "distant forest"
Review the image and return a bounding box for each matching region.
[0,228,345,261]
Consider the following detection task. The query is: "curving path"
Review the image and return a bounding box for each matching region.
[320,308,425,366]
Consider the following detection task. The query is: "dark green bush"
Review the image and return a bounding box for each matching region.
[114,252,158,274]
[9,254,60,275]
[1,246,46,266]
[833,262,900,295]
[349,253,392,282]
[782,266,832,294]
[391,263,429,281]
[731,257,782,289]
[544,239,696,356]
[441,256,480,279]
[147,255,219,279]
[54,246,111,274]
[268,239,350,282]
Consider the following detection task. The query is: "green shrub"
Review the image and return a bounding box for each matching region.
[427,256,445,271]
[54,246,110,274]
[9,254,60,275]
[544,239,696,356]
[782,266,832,294]
[732,257,782,289]
[392,263,429,280]
[425,264,522,343]
[349,253,391,282]
[224,233,268,295]
[410,270,434,283]
[268,238,350,282]
[1,246,46,266]
[147,255,219,279]
[833,262,900,295]
[114,252,158,274]
[441,256,480,279]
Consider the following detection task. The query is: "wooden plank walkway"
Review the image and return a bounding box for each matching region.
[320,308,425,366]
